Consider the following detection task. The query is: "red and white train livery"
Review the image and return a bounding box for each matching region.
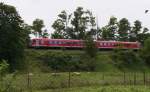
[30,38,140,49]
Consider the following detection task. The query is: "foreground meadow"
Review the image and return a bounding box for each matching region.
[2,72,150,92]
[35,86,150,92]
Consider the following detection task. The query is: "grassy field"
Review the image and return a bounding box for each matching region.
[2,72,150,92]
[35,86,150,92]
[5,49,147,92]
[25,49,148,73]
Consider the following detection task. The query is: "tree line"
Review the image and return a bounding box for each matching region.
[27,7,150,45]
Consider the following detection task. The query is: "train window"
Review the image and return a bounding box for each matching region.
[73,42,77,45]
[49,41,52,44]
[54,41,58,44]
[107,43,110,46]
[39,40,43,44]
[100,43,103,46]
[56,41,59,44]
[58,41,62,44]
[103,43,106,46]
[32,40,36,44]
[111,43,115,46]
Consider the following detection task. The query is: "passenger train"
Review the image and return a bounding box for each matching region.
[30,38,140,50]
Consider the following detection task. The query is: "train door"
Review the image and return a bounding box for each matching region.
[35,39,40,46]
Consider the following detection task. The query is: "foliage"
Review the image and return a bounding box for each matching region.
[0,60,18,92]
[101,16,117,40]
[0,60,9,78]
[117,18,130,41]
[111,49,145,71]
[22,23,32,47]
[0,3,27,71]
[84,36,98,58]
[52,7,97,39]
[140,38,150,66]
[130,20,142,42]
[32,18,45,38]
[39,51,98,72]
[137,28,150,45]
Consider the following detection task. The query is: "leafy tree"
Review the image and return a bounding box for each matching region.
[83,35,98,71]
[51,11,71,39]
[42,29,49,38]
[101,26,110,40]
[32,18,45,38]
[0,3,27,71]
[107,16,118,40]
[100,16,118,41]
[22,23,32,47]
[84,36,97,58]
[130,20,142,41]
[52,7,97,39]
[137,27,150,45]
[140,38,150,66]
[118,18,130,41]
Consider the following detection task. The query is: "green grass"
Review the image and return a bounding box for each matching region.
[4,72,150,91]
[25,49,148,72]
[35,86,150,92]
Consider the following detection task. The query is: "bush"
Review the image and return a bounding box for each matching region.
[39,51,97,72]
[111,49,145,71]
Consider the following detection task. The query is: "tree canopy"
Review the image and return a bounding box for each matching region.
[0,3,27,71]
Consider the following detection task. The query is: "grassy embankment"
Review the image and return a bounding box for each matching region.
[4,49,149,92]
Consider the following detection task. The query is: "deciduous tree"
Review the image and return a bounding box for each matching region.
[0,3,27,71]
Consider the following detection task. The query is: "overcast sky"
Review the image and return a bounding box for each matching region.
[1,0,150,33]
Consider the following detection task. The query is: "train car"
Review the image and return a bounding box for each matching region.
[96,41,140,49]
[30,38,140,49]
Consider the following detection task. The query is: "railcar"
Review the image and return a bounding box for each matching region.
[30,38,140,49]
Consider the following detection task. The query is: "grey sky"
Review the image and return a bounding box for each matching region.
[1,0,150,33]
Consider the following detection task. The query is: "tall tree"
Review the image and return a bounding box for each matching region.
[0,3,27,71]
[118,18,130,41]
[101,26,110,40]
[32,18,45,38]
[22,23,32,47]
[130,20,142,41]
[100,16,118,41]
[107,16,118,40]
[51,10,71,39]
[137,27,150,45]
[140,38,150,65]
[42,29,49,38]
[52,7,97,40]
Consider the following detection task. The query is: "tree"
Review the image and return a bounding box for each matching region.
[100,16,118,41]
[22,23,32,47]
[32,18,45,38]
[83,35,98,71]
[130,20,142,42]
[84,36,97,58]
[107,16,118,40]
[140,38,150,66]
[137,27,150,45]
[0,3,26,71]
[101,26,110,40]
[118,18,130,41]
[52,7,97,40]
[51,10,70,39]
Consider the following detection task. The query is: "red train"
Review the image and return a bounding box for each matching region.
[30,38,140,49]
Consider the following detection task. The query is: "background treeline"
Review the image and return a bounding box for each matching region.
[0,3,150,72]
[26,7,150,45]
